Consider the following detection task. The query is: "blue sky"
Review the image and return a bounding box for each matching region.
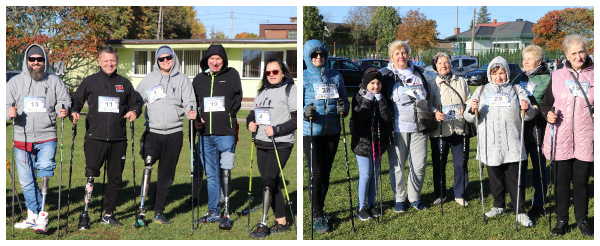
[317,6,591,39]
[193,6,297,38]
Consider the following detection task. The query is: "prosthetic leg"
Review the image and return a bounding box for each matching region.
[133,156,156,227]
[78,177,94,230]
[249,187,271,239]
[219,168,232,230]
[34,177,50,234]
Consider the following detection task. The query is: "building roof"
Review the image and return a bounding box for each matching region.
[456,19,535,40]
[477,22,508,27]
[259,22,297,25]
[106,39,296,44]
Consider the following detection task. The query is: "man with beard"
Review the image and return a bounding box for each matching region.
[70,46,141,229]
[6,44,70,234]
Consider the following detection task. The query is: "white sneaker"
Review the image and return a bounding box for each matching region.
[485,207,506,218]
[517,213,533,227]
[433,197,446,205]
[34,211,48,234]
[455,198,469,206]
[14,209,37,229]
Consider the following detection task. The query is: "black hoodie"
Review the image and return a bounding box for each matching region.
[192,44,243,136]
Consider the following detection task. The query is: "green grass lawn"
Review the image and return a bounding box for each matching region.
[6,109,297,240]
[302,96,594,240]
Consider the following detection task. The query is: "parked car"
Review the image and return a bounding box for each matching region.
[450,55,479,76]
[328,57,364,89]
[358,59,389,70]
[464,63,522,86]
[6,71,21,82]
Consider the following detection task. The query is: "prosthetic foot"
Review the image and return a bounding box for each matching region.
[219,169,232,230]
[34,177,50,234]
[134,156,155,227]
[78,177,94,230]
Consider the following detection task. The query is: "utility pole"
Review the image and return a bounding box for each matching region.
[230,10,233,39]
[456,6,458,30]
[471,7,476,55]
[157,6,164,40]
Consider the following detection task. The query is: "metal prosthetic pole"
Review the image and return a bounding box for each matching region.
[78,177,94,230]
[57,104,65,238]
[271,136,297,232]
[261,187,271,224]
[515,109,526,231]
[219,168,232,230]
[133,156,154,227]
[339,111,355,231]
[66,122,77,233]
[35,177,50,234]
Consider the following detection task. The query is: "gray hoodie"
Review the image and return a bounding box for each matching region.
[6,44,71,142]
[464,56,535,166]
[135,45,197,135]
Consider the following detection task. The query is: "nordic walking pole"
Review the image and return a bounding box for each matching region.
[309,113,314,240]
[247,132,256,232]
[549,106,556,231]
[11,102,16,238]
[376,105,383,222]
[534,125,547,219]
[130,121,136,220]
[271,136,297,232]
[6,160,25,219]
[475,107,485,224]
[371,108,379,222]
[438,105,444,215]
[100,159,107,221]
[515,108,526,232]
[66,121,77,233]
[189,106,194,231]
[57,104,65,238]
[339,109,355,232]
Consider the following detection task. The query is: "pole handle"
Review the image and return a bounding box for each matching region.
[521,109,525,118]
[473,108,478,116]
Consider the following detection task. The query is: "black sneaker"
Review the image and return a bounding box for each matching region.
[551,220,568,236]
[356,207,371,221]
[196,211,220,224]
[527,205,544,216]
[153,212,170,225]
[506,202,514,210]
[577,220,593,237]
[369,205,381,218]
[269,220,290,234]
[219,214,232,230]
[101,213,122,226]
[249,222,269,239]
[78,212,90,230]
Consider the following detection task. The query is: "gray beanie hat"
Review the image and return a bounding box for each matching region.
[157,46,173,58]
[487,56,510,84]
[27,45,45,58]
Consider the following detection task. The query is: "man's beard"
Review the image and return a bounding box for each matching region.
[28,64,45,81]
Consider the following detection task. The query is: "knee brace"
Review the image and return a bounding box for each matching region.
[261,186,272,223]
[83,177,94,211]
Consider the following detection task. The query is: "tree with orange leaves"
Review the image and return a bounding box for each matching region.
[532,7,594,54]
[395,9,439,49]
[234,32,259,39]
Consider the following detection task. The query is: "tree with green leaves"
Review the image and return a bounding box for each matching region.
[369,6,401,54]
[304,6,325,43]
[209,26,228,39]
[344,6,378,46]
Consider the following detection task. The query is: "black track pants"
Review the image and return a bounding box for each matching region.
[257,147,292,219]
[303,133,340,218]
[84,138,127,214]
[555,158,592,223]
[486,161,528,214]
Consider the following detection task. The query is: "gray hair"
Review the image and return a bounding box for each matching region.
[433,52,451,64]
[388,40,411,58]
[522,44,544,63]
[562,34,588,54]
[99,46,119,61]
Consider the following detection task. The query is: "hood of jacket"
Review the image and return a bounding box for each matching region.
[152,45,181,78]
[487,56,510,86]
[22,44,49,78]
[200,44,229,74]
[303,39,329,74]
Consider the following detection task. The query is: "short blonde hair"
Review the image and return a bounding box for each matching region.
[388,40,411,58]
[522,45,544,63]
[562,34,589,54]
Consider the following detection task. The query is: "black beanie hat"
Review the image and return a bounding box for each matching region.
[27,45,44,58]
[362,68,382,87]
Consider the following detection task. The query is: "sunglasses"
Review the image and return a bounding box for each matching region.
[311,52,325,59]
[265,70,280,76]
[28,57,44,62]
[158,55,173,62]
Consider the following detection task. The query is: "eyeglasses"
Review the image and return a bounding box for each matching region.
[28,57,44,62]
[158,55,173,62]
[311,52,325,59]
[265,70,280,76]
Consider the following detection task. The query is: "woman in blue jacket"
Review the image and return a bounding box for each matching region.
[303,39,349,233]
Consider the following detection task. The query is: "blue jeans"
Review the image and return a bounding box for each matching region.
[198,135,236,213]
[356,155,380,208]
[14,140,57,213]
[524,142,547,207]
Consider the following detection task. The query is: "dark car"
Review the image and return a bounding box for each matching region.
[327,57,364,89]
[464,63,522,86]
[359,59,389,70]
[6,71,21,82]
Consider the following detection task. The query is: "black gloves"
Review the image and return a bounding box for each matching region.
[305,103,316,120]
[337,99,348,117]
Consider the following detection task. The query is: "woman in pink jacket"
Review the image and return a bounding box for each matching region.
[541,34,593,237]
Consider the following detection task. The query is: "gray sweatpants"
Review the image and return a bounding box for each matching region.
[387,131,428,203]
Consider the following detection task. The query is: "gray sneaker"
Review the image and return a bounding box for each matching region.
[517,213,533,227]
[485,207,506,218]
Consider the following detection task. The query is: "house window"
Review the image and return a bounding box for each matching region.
[133,49,203,77]
[242,50,298,79]
[287,30,297,39]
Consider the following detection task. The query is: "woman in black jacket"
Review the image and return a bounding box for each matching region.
[350,68,392,220]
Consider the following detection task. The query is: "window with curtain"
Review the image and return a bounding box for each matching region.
[134,51,148,75]
[184,50,202,77]
[242,50,262,78]
[286,50,297,78]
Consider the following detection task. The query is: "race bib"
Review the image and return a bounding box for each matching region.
[519,81,537,96]
[442,104,462,121]
[204,96,225,112]
[23,97,46,113]
[255,109,271,125]
[146,84,166,104]
[487,93,511,107]
[314,83,339,99]
[565,80,590,98]
[401,84,425,100]
[98,96,120,113]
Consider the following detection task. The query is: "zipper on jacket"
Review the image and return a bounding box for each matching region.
[210,73,215,134]
[229,112,232,128]
[572,71,578,153]
[107,76,111,141]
